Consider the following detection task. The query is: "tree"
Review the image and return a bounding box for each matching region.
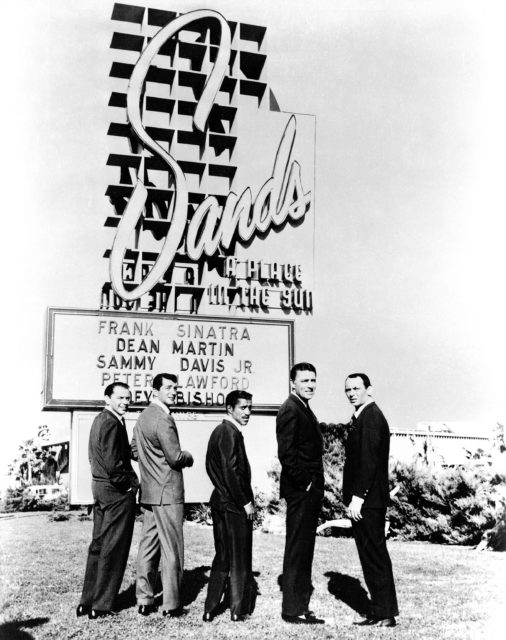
[7,426,54,486]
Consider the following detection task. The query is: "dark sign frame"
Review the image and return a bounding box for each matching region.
[43,307,295,413]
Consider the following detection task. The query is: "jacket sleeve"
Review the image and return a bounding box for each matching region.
[353,410,383,499]
[218,428,252,508]
[156,415,193,470]
[100,418,134,491]
[276,404,312,490]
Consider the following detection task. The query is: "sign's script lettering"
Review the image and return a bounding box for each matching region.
[109,9,312,301]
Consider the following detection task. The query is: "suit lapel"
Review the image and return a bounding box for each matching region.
[291,395,322,442]
[355,401,375,427]
[150,402,178,433]
[223,418,241,436]
[105,409,126,435]
[307,404,319,425]
[222,419,251,479]
[150,401,167,417]
[350,402,376,441]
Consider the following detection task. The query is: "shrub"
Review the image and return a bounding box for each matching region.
[388,458,506,545]
[185,489,278,531]
[47,493,69,512]
[0,485,69,513]
[187,503,212,526]
[488,506,506,551]
[319,424,506,548]
[48,511,70,522]
[320,422,349,523]
[1,486,38,513]
[320,423,506,547]
[261,420,506,547]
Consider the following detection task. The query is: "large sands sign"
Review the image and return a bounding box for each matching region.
[101,3,315,316]
[44,308,293,411]
[43,5,314,502]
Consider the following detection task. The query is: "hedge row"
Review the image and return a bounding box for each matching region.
[317,422,506,549]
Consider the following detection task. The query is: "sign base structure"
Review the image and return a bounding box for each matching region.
[70,410,277,505]
[46,307,292,504]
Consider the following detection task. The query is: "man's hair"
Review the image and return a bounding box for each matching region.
[152,373,178,390]
[225,390,252,411]
[104,382,130,397]
[290,362,316,381]
[346,373,371,388]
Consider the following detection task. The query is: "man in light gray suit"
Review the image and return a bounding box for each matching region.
[131,373,193,617]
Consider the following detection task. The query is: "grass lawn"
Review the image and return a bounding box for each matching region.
[0,512,505,640]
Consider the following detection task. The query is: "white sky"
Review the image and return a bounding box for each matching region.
[1,0,505,478]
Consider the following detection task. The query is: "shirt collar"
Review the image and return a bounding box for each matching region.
[152,397,171,415]
[353,398,374,419]
[225,415,244,433]
[105,407,125,423]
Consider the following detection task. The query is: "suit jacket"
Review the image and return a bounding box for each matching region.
[88,409,138,503]
[342,401,391,508]
[131,403,192,505]
[206,419,254,514]
[276,394,324,499]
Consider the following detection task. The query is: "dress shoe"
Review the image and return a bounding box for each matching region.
[303,613,325,624]
[231,613,250,622]
[372,617,397,627]
[88,609,118,619]
[282,613,325,624]
[138,604,157,616]
[202,611,215,622]
[76,604,90,617]
[162,607,188,618]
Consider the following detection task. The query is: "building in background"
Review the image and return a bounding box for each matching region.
[391,422,493,466]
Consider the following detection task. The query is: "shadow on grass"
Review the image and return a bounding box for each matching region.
[250,572,260,614]
[324,571,370,615]
[116,582,136,611]
[115,566,256,615]
[204,572,260,620]
[0,617,49,640]
[182,565,211,606]
[115,566,212,611]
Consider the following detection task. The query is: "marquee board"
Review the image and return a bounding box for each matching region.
[44,307,293,411]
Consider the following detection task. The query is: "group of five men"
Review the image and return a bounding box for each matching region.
[76,363,398,627]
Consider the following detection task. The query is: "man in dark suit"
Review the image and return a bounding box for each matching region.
[343,373,399,628]
[131,373,193,618]
[203,390,255,623]
[77,382,138,619]
[276,362,325,624]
